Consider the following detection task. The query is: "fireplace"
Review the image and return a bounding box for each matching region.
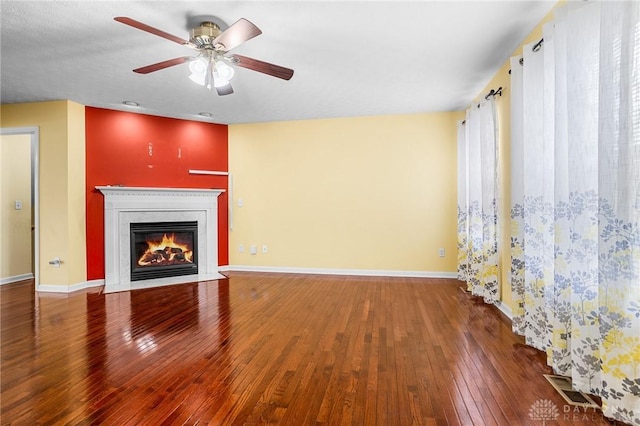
[97,186,225,293]
[130,221,198,281]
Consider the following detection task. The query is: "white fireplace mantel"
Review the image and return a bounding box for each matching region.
[97,186,225,293]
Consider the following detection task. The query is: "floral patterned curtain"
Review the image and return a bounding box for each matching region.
[457,98,499,304]
[510,2,640,424]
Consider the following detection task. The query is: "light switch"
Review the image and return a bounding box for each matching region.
[15,200,22,210]
[238,199,244,207]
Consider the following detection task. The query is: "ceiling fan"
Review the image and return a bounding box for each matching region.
[114,16,294,96]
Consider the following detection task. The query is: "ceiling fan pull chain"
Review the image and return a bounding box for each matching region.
[205,59,214,91]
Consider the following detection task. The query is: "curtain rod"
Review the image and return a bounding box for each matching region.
[532,37,544,52]
[476,86,502,107]
[508,57,524,75]
[460,86,503,124]
[484,86,502,100]
[478,86,502,108]
[508,38,543,74]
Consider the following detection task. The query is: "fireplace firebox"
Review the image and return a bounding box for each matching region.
[130,221,198,281]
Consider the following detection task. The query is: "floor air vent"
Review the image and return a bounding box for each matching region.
[543,374,600,409]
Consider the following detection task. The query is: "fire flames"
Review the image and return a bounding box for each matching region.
[137,233,193,267]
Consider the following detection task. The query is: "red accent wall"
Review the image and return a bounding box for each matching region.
[85,107,228,280]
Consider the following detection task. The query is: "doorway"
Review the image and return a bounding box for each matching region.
[0,127,39,288]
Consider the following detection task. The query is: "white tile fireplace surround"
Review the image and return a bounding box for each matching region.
[96,186,226,293]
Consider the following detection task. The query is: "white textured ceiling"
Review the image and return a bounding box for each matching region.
[0,1,555,125]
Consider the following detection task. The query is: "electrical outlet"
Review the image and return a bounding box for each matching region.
[262,244,268,253]
[15,200,22,210]
[439,248,445,257]
[250,245,257,255]
[239,244,244,253]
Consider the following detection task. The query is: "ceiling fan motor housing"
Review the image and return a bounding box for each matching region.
[190,22,223,49]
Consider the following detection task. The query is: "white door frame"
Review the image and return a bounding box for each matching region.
[1,127,40,289]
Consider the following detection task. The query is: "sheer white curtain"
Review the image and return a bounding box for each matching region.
[596,2,640,421]
[457,98,499,304]
[457,122,469,281]
[510,2,640,424]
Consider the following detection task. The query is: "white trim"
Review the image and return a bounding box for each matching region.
[227,265,457,279]
[96,186,226,194]
[188,169,229,176]
[228,174,233,231]
[0,273,34,285]
[1,126,39,290]
[494,300,513,320]
[38,279,104,293]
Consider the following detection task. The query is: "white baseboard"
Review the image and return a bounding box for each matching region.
[0,273,34,285]
[32,267,457,293]
[37,279,104,293]
[494,300,513,320]
[227,265,457,279]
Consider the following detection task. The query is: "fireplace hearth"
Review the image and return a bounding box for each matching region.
[130,221,198,281]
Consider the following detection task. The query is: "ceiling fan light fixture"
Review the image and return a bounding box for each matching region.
[215,61,234,81]
[188,57,208,86]
[189,72,205,86]
[189,58,208,74]
[189,58,234,90]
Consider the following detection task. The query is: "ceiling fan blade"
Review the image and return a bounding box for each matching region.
[115,17,190,46]
[229,54,294,80]
[216,82,234,96]
[133,57,191,74]
[212,18,262,52]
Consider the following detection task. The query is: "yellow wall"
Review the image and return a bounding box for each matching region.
[0,134,32,279]
[472,6,558,309]
[0,101,86,288]
[65,101,87,285]
[229,112,462,273]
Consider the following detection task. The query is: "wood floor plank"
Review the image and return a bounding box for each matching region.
[1,274,622,425]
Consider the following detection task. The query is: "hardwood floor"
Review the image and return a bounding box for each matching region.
[1,273,618,425]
